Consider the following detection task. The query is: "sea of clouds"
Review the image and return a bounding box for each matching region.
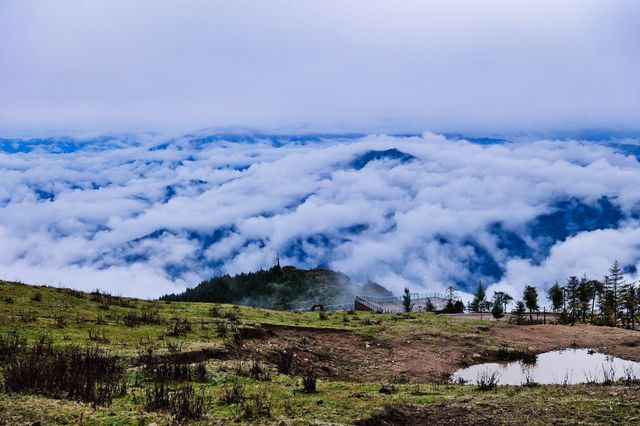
[1,132,639,301]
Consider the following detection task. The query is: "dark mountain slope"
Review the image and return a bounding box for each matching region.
[160,265,392,310]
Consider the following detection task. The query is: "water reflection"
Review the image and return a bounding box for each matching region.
[452,349,640,385]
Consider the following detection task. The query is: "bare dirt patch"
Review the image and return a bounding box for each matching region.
[242,321,640,383]
[493,324,640,361]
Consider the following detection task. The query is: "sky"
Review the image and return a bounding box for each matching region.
[0,2,639,302]
[1,0,639,136]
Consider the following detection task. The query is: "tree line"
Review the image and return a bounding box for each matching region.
[468,260,639,328]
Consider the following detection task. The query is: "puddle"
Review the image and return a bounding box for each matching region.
[452,349,640,385]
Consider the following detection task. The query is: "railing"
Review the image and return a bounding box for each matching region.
[290,292,462,312]
[355,295,384,312]
[359,292,460,304]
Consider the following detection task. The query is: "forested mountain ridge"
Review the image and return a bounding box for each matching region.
[160,265,393,309]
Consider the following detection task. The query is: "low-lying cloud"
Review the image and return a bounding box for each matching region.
[1,133,639,300]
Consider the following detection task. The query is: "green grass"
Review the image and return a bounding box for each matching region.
[1,280,639,425]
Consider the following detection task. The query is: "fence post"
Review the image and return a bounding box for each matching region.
[543,307,546,325]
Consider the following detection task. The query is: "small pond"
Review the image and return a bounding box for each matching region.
[452,349,640,386]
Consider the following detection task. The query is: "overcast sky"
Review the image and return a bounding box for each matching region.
[1,0,639,136]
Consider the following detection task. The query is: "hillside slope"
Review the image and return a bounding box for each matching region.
[1,280,640,425]
[160,265,393,309]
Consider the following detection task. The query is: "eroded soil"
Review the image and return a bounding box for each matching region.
[243,321,640,383]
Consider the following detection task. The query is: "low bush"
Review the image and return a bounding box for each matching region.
[17,310,36,323]
[54,314,68,328]
[235,359,272,382]
[219,379,245,405]
[88,328,110,344]
[270,347,297,375]
[166,318,192,336]
[165,339,184,353]
[299,367,317,393]
[223,330,244,353]
[240,388,271,420]
[0,330,26,363]
[4,342,126,406]
[476,369,500,391]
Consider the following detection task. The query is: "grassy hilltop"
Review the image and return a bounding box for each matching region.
[1,279,640,425]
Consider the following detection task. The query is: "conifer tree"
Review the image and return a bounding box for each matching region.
[512,300,526,325]
[523,285,539,321]
[547,282,564,313]
[402,287,414,313]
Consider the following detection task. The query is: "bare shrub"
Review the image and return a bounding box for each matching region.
[209,305,223,318]
[169,384,206,420]
[235,359,272,382]
[299,367,317,393]
[62,288,85,299]
[4,342,126,406]
[476,369,500,391]
[223,330,244,353]
[623,366,640,386]
[240,388,271,420]
[139,349,196,383]
[215,320,230,337]
[0,330,26,363]
[219,379,245,405]
[602,364,616,385]
[166,318,192,336]
[144,382,171,412]
[270,347,297,375]
[209,305,239,321]
[522,370,538,387]
[54,314,68,328]
[17,310,36,323]
[122,307,160,327]
[165,340,184,353]
[194,363,208,382]
[88,328,110,344]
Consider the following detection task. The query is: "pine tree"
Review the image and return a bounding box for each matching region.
[512,300,527,325]
[565,276,580,323]
[609,260,624,325]
[577,277,594,322]
[425,298,435,312]
[491,297,504,319]
[469,281,486,313]
[621,283,638,329]
[446,286,457,302]
[547,282,564,313]
[402,287,414,313]
[588,279,604,323]
[523,285,539,321]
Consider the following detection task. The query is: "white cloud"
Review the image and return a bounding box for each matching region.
[0,133,639,298]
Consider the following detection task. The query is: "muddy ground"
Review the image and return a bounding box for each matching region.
[243,321,640,383]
